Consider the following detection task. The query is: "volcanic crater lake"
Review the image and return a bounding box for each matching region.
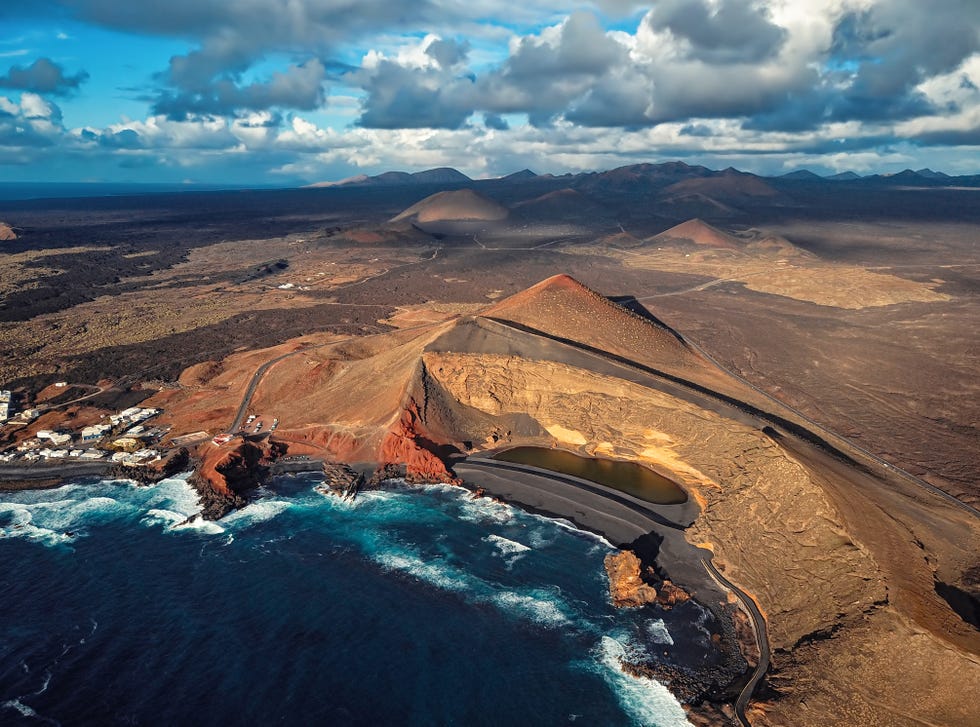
[492,447,688,505]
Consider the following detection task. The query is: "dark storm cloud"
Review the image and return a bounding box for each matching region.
[98,128,143,149]
[739,0,980,133]
[564,72,652,127]
[355,12,631,130]
[823,1,980,120]
[832,2,980,99]
[153,59,328,119]
[425,38,470,69]
[0,58,88,95]
[471,12,632,124]
[357,61,475,129]
[2,0,979,177]
[52,0,439,47]
[483,113,509,130]
[648,0,787,64]
[505,11,625,79]
[911,127,980,147]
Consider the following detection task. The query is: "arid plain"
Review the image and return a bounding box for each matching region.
[2,163,978,725]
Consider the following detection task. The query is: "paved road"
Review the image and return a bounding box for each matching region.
[702,559,771,727]
[226,248,446,434]
[228,346,312,433]
[458,456,768,724]
[487,314,980,520]
[227,317,446,435]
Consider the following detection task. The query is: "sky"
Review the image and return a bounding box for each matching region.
[0,0,978,185]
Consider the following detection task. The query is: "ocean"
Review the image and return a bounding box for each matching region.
[0,474,715,726]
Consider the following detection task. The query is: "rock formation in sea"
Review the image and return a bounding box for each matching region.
[604,550,660,608]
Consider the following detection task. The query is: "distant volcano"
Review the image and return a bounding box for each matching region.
[652,219,742,250]
[391,189,509,225]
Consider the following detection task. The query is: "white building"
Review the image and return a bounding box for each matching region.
[109,407,161,427]
[36,430,72,446]
[81,424,112,442]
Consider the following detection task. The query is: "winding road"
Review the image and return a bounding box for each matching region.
[457,456,769,726]
[701,559,771,727]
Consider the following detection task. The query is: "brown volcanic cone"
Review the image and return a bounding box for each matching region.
[238,274,732,468]
[663,171,780,200]
[0,222,16,241]
[512,188,600,218]
[391,189,508,224]
[483,274,713,379]
[653,219,742,250]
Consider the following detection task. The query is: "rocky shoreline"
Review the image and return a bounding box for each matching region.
[6,435,759,720]
[450,458,762,719]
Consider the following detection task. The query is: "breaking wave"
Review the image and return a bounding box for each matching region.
[593,636,692,727]
[0,472,695,724]
[485,533,531,568]
[646,618,675,646]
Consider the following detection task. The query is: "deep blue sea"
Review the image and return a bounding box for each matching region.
[0,474,713,726]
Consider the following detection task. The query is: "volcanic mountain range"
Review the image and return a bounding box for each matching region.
[312,160,980,190]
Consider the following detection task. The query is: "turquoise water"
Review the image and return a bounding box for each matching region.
[0,474,718,725]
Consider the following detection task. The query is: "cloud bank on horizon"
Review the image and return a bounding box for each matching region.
[0,0,978,183]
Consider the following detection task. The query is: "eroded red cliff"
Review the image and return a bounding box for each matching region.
[379,400,458,483]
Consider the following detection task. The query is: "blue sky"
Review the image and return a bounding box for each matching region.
[0,1,978,185]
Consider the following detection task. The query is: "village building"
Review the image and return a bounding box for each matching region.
[81,424,112,442]
[36,430,72,447]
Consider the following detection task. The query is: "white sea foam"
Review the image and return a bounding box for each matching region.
[374,547,471,593]
[174,519,224,535]
[372,537,578,630]
[3,699,38,718]
[142,508,225,535]
[527,528,556,549]
[144,506,188,524]
[593,635,692,727]
[0,503,74,546]
[456,494,514,525]
[31,496,130,531]
[141,474,200,517]
[221,500,290,528]
[645,619,675,646]
[484,534,531,568]
[492,590,572,628]
[548,516,615,549]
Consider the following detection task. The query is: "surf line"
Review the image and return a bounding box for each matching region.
[453,456,768,723]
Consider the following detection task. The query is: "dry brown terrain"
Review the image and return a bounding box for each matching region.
[148,274,980,726]
[2,166,978,725]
